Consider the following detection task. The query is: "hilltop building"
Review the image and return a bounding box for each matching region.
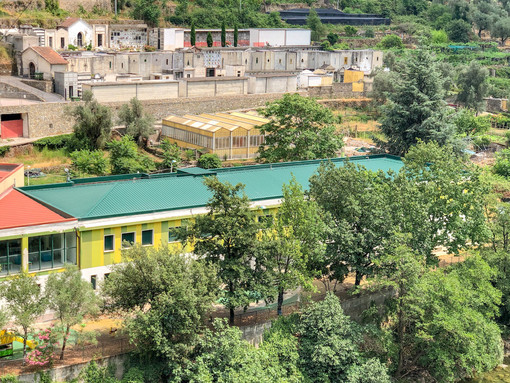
[279,8,391,26]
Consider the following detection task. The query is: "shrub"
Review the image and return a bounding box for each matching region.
[197,153,222,169]
[108,135,155,175]
[33,134,73,150]
[493,149,510,177]
[68,44,78,51]
[345,25,358,37]
[473,135,491,150]
[454,109,490,135]
[446,19,471,43]
[70,150,108,175]
[430,29,448,44]
[0,375,20,383]
[379,34,404,49]
[364,28,375,38]
[327,32,339,45]
[0,146,9,157]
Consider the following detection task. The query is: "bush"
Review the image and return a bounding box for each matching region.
[379,34,404,49]
[327,32,339,45]
[197,153,222,169]
[0,375,20,383]
[70,150,108,175]
[473,135,491,150]
[446,19,471,43]
[430,29,448,44]
[108,135,155,175]
[364,28,375,38]
[33,134,73,150]
[345,25,358,37]
[454,109,490,135]
[0,146,9,157]
[493,149,510,177]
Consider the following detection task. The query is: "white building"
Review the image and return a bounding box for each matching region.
[249,28,311,47]
[57,18,93,49]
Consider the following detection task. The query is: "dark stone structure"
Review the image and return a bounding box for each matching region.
[279,8,390,26]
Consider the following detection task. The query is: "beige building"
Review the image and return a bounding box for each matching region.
[21,46,68,80]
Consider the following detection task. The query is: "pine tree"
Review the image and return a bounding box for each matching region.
[191,21,196,47]
[234,24,238,47]
[207,32,213,47]
[221,21,226,47]
[377,50,461,155]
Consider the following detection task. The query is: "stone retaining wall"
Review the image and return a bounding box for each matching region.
[21,79,53,94]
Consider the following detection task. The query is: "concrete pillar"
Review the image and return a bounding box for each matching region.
[21,237,29,272]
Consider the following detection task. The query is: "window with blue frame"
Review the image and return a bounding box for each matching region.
[28,233,77,272]
[0,239,22,276]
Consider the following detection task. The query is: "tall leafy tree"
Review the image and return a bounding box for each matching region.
[102,245,218,365]
[258,94,343,163]
[2,272,46,359]
[472,1,503,37]
[309,162,392,286]
[257,177,326,315]
[160,139,182,171]
[456,61,489,113]
[233,24,238,47]
[206,31,213,47]
[377,51,460,155]
[118,97,155,147]
[492,17,510,44]
[180,177,262,325]
[446,19,472,42]
[108,135,155,174]
[132,0,161,27]
[307,8,325,41]
[45,265,100,360]
[70,90,112,150]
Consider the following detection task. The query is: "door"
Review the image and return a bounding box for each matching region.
[0,114,23,138]
[29,62,35,79]
[69,86,73,99]
[97,34,103,47]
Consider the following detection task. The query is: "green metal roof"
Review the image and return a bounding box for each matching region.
[18,155,403,221]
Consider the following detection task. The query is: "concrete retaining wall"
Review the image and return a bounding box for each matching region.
[20,79,53,94]
[16,353,128,383]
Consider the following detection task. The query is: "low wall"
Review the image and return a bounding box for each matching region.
[308,82,368,99]
[0,82,41,102]
[21,79,53,94]
[16,353,128,383]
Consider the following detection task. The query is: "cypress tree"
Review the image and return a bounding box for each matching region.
[191,21,196,47]
[221,21,226,47]
[207,32,213,47]
[234,24,238,47]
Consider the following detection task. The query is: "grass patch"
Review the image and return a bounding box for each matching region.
[3,147,71,168]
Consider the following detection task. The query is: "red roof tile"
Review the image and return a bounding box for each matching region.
[0,188,75,230]
[29,47,68,65]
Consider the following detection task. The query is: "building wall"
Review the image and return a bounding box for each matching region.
[0,166,24,193]
[110,25,148,50]
[67,20,93,48]
[82,81,179,102]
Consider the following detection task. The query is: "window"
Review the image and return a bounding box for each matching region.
[48,36,53,48]
[344,57,348,65]
[142,230,153,246]
[0,239,22,276]
[77,32,83,47]
[279,59,282,64]
[166,59,169,65]
[109,61,112,69]
[256,58,259,64]
[121,232,135,248]
[168,227,180,242]
[61,37,65,48]
[28,233,77,272]
[258,214,274,227]
[104,235,114,252]
[91,275,97,290]
[104,273,110,280]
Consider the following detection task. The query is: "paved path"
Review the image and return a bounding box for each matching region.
[0,76,64,102]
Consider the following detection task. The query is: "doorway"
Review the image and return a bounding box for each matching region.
[29,62,35,78]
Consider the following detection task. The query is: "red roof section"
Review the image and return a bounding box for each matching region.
[0,188,76,230]
[58,17,81,28]
[29,47,69,65]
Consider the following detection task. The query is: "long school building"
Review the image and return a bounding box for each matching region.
[0,155,403,286]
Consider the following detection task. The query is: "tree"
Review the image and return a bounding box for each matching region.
[102,245,218,365]
[472,1,502,37]
[377,51,460,155]
[493,149,510,177]
[309,162,392,286]
[108,135,155,174]
[2,272,46,359]
[233,24,238,47]
[175,319,291,382]
[257,178,326,315]
[307,8,325,41]
[191,21,196,46]
[118,98,155,147]
[378,34,404,49]
[197,153,222,169]
[257,94,343,163]
[492,17,510,44]
[69,90,112,150]
[160,139,181,171]
[179,177,262,325]
[430,29,448,44]
[446,19,471,42]
[206,31,213,47]
[456,61,489,112]
[221,21,226,47]
[132,0,161,27]
[298,293,362,382]
[45,0,59,14]
[45,265,100,360]
[346,359,392,383]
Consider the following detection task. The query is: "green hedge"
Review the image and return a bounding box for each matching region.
[33,134,73,150]
[0,146,9,157]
